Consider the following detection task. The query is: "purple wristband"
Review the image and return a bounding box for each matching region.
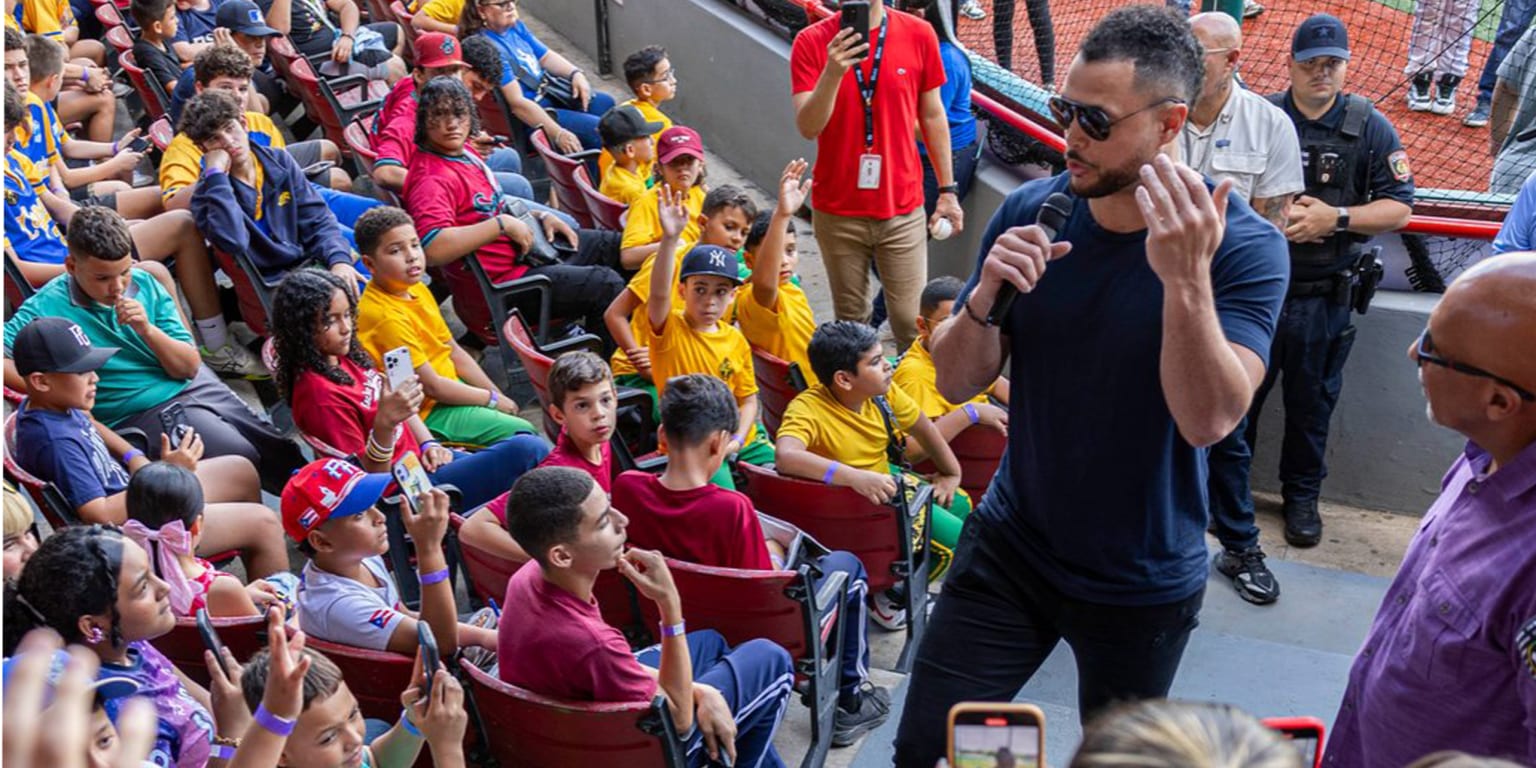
[418,567,450,586]
[963,404,980,425]
[254,703,296,736]
[122,449,145,466]
[211,744,237,760]
[822,462,840,485]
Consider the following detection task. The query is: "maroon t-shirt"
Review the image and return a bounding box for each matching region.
[611,471,774,571]
[484,431,611,525]
[290,356,420,460]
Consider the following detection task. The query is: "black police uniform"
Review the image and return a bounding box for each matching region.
[1206,90,1414,548]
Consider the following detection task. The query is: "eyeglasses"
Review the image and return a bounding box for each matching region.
[1414,329,1536,401]
[1201,47,1237,56]
[1048,95,1185,142]
[645,68,678,84]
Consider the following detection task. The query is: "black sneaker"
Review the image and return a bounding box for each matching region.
[1214,546,1280,605]
[1407,72,1434,112]
[832,683,891,747]
[1283,499,1323,548]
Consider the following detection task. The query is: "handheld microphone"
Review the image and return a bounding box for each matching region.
[985,192,1072,326]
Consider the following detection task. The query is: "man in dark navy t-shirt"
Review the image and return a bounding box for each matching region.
[891,7,1288,766]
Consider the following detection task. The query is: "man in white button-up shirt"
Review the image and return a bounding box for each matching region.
[1180,12,1304,231]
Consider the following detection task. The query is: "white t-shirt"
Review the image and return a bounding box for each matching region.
[1180,82,1305,205]
[297,556,405,651]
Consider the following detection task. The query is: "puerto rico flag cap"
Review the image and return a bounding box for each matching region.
[281,458,392,542]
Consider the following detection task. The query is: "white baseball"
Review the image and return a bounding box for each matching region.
[930,218,953,240]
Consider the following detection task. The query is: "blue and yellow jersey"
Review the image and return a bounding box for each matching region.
[5,147,67,264]
[14,91,68,183]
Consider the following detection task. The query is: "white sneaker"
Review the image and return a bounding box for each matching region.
[959,0,985,19]
[1407,73,1434,112]
[870,591,908,631]
[201,342,269,379]
[1431,74,1460,116]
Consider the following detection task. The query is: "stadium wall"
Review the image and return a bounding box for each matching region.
[530,0,1467,515]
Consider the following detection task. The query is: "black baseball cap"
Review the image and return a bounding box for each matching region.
[216,0,281,37]
[679,244,742,285]
[1292,14,1350,61]
[598,105,665,150]
[12,318,118,377]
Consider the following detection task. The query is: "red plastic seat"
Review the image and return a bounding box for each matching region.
[3,411,79,530]
[574,164,627,231]
[913,423,1005,504]
[119,50,168,121]
[210,247,282,337]
[103,25,132,54]
[750,346,808,442]
[268,37,384,150]
[459,534,521,607]
[94,3,125,29]
[476,87,546,194]
[458,658,687,767]
[146,116,174,151]
[307,637,416,721]
[151,614,268,689]
[529,127,598,228]
[736,461,931,672]
[344,114,402,206]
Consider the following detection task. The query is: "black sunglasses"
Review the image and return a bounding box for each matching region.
[1048,95,1184,141]
[1415,329,1536,401]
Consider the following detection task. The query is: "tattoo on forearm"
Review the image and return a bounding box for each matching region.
[1256,196,1291,229]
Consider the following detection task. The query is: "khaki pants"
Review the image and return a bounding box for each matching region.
[812,206,928,349]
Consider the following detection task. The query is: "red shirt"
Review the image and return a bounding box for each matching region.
[611,471,773,571]
[371,77,417,170]
[789,10,944,219]
[496,560,657,702]
[484,431,612,525]
[289,356,420,460]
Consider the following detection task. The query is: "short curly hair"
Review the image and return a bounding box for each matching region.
[192,43,253,87]
[1077,5,1203,103]
[352,206,416,257]
[459,35,503,90]
[66,206,135,262]
[179,88,245,144]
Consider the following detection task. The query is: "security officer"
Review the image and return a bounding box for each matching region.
[1207,14,1413,556]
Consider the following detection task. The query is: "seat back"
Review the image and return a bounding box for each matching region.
[151,614,268,689]
[270,40,381,149]
[94,3,125,29]
[103,26,132,53]
[476,87,547,195]
[502,309,557,407]
[529,128,596,227]
[119,51,168,121]
[459,536,521,605]
[210,247,278,337]
[644,560,815,660]
[389,1,418,63]
[4,251,34,313]
[146,116,174,151]
[913,423,1005,503]
[750,347,806,442]
[574,164,627,231]
[2,411,79,530]
[459,660,686,767]
[307,638,416,721]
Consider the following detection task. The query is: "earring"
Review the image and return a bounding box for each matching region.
[86,626,105,645]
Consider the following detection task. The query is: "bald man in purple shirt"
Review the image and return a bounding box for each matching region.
[1324,252,1536,767]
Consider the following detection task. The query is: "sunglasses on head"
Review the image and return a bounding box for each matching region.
[1415,329,1536,401]
[1048,95,1184,141]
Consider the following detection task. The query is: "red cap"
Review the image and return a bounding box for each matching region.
[280,458,392,542]
[414,33,469,70]
[656,126,704,164]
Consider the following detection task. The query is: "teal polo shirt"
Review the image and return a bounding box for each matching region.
[4,271,194,427]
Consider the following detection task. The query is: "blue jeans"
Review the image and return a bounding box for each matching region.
[488,148,536,201]
[816,551,871,705]
[636,630,794,768]
[1207,294,1356,543]
[426,434,551,511]
[1475,0,1536,104]
[892,516,1204,768]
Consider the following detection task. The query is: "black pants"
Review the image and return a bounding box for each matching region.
[526,229,625,352]
[992,0,1055,88]
[892,515,1204,768]
[121,368,306,495]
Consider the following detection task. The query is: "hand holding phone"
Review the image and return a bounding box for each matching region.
[392,452,434,509]
[840,0,871,59]
[948,703,1045,768]
[159,401,193,447]
[383,346,414,391]
[417,622,440,702]
[196,609,232,680]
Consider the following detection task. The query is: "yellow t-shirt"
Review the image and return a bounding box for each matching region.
[598,98,671,184]
[19,0,72,38]
[620,184,704,252]
[891,339,990,419]
[649,308,758,441]
[159,113,287,202]
[734,280,818,387]
[355,281,458,418]
[777,381,920,473]
[598,163,647,206]
[417,0,462,25]
[609,238,690,376]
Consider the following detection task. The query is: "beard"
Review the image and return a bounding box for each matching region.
[1066,151,1145,199]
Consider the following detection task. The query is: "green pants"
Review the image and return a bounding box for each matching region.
[705,427,776,490]
[892,465,971,580]
[422,403,538,449]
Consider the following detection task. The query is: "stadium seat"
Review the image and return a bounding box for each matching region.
[343,115,402,206]
[4,252,35,313]
[634,556,848,768]
[119,50,169,121]
[574,165,627,231]
[103,26,132,55]
[459,531,522,607]
[449,254,554,372]
[458,659,688,768]
[389,1,418,61]
[3,411,80,530]
[268,37,385,151]
[529,127,598,228]
[93,3,125,30]
[151,613,268,689]
[307,637,416,721]
[913,423,1005,503]
[210,247,283,338]
[475,86,548,197]
[146,116,173,151]
[750,346,808,442]
[736,461,931,672]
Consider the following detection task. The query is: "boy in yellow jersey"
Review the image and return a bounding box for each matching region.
[619,125,705,270]
[736,158,818,386]
[892,276,1010,442]
[596,104,660,206]
[645,186,771,489]
[598,45,675,183]
[604,185,755,420]
[775,321,968,629]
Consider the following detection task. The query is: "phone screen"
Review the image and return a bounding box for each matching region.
[952,717,1041,768]
[392,452,433,506]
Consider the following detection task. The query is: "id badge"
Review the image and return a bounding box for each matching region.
[857,153,882,190]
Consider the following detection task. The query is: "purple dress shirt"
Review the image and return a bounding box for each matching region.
[1324,440,1536,767]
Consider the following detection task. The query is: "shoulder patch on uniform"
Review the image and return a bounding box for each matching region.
[1389,150,1412,182]
[1519,617,1536,680]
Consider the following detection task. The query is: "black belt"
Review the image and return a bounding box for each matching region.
[1287,278,1338,299]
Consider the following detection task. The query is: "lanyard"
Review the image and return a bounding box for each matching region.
[851,14,889,151]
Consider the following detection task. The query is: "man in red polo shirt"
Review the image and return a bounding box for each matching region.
[791,0,963,349]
